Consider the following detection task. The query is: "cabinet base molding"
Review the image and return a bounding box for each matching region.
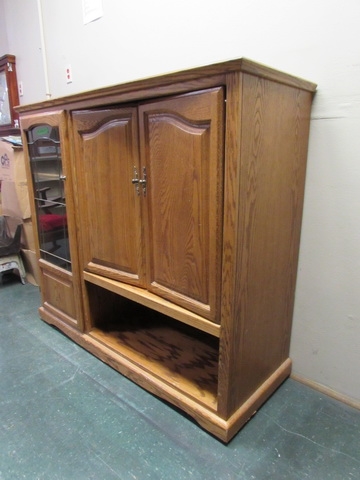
[39,306,291,442]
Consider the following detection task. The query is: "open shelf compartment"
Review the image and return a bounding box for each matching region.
[85,281,220,410]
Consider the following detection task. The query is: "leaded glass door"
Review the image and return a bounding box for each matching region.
[26,124,71,270]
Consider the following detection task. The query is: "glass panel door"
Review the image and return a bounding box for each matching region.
[26,124,71,270]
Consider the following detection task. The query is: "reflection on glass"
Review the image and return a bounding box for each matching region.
[26,125,71,271]
[0,71,11,126]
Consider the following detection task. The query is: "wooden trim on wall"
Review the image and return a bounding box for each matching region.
[291,373,360,411]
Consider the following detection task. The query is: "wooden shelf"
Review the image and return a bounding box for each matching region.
[86,283,219,410]
[90,326,219,410]
[84,271,221,337]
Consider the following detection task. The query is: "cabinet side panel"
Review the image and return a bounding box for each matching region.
[220,74,314,416]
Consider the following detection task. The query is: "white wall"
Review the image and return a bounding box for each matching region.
[2,0,45,103]
[0,1,9,53]
[2,0,360,404]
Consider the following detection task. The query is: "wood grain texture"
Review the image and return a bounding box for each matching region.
[20,111,84,330]
[219,73,314,417]
[217,72,244,418]
[89,298,219,410]
[41,266,76,319]
[20,59,316,442]
[84,271,221,337]
[39,304,291,442]
[139,88,224,322]
[17,58,316,115]
[72,107,145,287]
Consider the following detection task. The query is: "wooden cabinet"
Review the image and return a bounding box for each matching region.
[19,59,316,442]
[21,111,83,329]
[73,87,224,322]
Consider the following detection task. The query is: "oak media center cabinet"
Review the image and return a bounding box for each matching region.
[19,59,316,442]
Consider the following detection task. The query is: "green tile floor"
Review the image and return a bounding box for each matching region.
[1,273,360,479]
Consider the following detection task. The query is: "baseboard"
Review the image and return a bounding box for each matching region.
[291,373,360,411]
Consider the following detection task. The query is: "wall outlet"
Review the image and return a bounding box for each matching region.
[18,81,24,96]
[66,65,73,84]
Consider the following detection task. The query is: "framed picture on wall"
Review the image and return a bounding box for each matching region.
[0,54,20,135]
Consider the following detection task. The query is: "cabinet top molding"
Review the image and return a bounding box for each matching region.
[17,58,317,114]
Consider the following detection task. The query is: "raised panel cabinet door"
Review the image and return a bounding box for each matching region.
[72,107,145,286]
[139,88,225,322]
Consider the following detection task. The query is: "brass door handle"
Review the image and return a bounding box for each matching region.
[132,167,146,196]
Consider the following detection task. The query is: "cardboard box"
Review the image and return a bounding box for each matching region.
[21,218,36,251]
[21,249,40,286]
[0,141,26,182]
[1,181,31,219]
[0,141,31,220]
